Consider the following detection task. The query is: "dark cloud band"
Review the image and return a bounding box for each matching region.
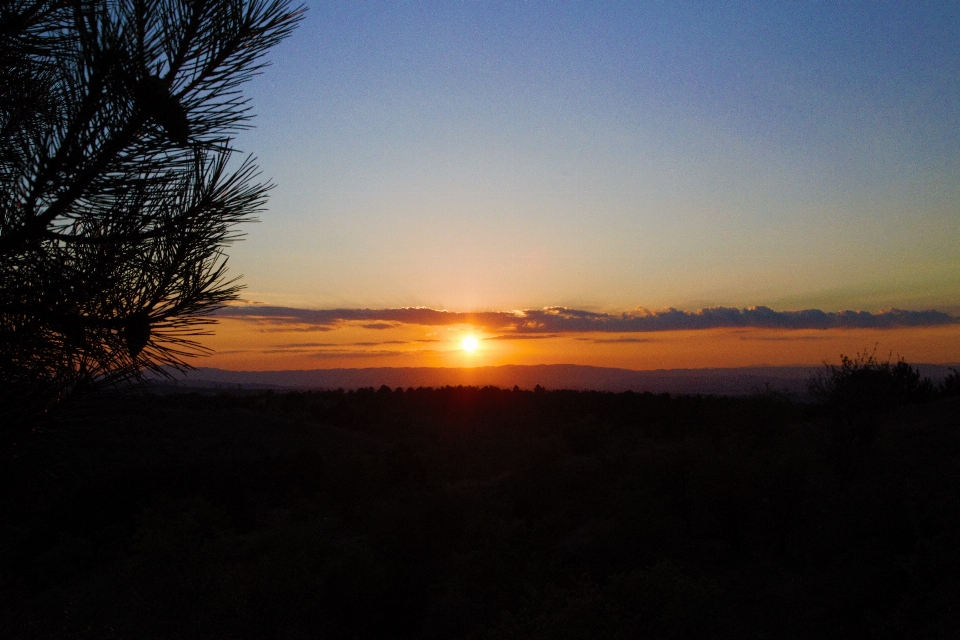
[216,305,957,333]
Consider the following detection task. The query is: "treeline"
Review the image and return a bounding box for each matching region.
[2,372,959,638]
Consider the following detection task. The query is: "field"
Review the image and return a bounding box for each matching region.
[3,386,959,638]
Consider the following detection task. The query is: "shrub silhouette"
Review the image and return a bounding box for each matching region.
[0,1,303,420]
[808,348,933,417]
[808,348,934,483]
[938,367,960,398]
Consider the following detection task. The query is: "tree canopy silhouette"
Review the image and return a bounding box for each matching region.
[0,0,303,417]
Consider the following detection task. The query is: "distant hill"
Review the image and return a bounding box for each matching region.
[149,363,957,397]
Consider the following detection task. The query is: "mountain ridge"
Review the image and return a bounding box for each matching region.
[151,363,958,396]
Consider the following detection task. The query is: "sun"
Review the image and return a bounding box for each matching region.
[461,336,479,353]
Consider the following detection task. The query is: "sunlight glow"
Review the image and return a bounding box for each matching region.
[461,336,479,353]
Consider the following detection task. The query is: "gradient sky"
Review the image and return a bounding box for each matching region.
[201,1,960,370]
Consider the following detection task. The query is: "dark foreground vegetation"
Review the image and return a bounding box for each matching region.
[3,372,960,638]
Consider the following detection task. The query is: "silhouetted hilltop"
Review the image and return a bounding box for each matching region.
[151,363,958,397]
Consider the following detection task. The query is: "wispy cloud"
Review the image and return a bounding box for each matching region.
[283,342,340,348]
[216,305,958,334]
[307,350,409,359]
[360,322,399,330]
[264,339,441,350]
[739,335,828,342]
[255,324,336,333]
[577,337,658,344]
[216,306,518,330]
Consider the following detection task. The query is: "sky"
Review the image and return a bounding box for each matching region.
[201,1,960,371]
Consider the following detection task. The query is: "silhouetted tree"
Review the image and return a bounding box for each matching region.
[808,348,933,416]
[0,0,303,417]
[808,348,934,482]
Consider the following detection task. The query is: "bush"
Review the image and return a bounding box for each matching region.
[807,348,934,416]
[939,368,960,398]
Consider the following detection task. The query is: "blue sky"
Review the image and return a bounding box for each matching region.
[228,1,960,314]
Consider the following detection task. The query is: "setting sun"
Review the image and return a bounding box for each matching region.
[461,336,479,353]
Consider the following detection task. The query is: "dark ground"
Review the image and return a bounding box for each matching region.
[2,386,959,638]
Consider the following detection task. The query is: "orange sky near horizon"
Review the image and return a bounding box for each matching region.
[196,317,960,372]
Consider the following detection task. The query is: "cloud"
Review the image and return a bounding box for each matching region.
[739,335,827,342]
[261,348,330,354]
[256,325,336,333]
[576,337,658,344]
[307,350,408,359]
[360,322,398,330]
[216,304,958,334]
[216,305,516,330]
[307,348,446,359]
[283,342,340,348]
[261,339,441,351]
[514,306,958,332]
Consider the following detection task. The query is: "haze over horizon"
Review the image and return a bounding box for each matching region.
[199,2,960,371]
